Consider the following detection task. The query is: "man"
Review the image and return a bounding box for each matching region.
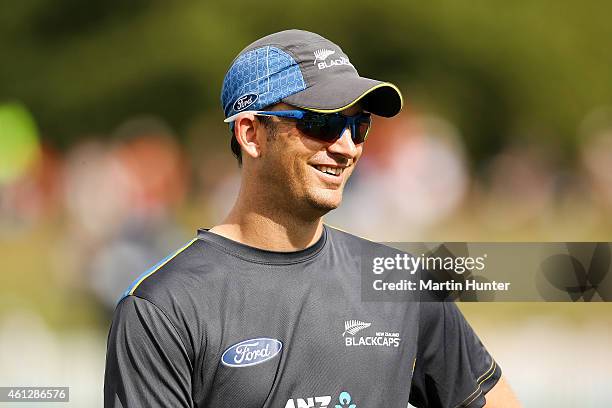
[104,30,520,407]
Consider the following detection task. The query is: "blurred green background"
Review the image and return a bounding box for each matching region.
[1,1,611,406]
[3,0,611,160]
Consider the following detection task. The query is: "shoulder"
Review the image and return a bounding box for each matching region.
[122,238,202,303]
[119,235,232,319]
[325,224,408,257]
[114,237,218,361]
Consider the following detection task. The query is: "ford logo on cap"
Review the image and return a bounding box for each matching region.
[221,337,283,367]
[233,93,259,112]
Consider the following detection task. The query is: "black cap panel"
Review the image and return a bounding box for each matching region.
[283,77,402,117]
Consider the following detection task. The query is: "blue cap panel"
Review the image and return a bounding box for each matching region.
[221,46,306,118]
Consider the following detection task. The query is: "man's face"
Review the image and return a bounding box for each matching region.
[256,103,364,218]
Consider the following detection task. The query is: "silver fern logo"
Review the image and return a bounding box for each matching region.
[342,320,371,337]
[313,48,336,64]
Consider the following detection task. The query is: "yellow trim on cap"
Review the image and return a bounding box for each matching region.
[294,82,404,114]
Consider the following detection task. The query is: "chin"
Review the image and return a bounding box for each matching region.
[304,190,343,214]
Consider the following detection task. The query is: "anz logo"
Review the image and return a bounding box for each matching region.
[285,395,332,408]
[285,391,356,408]
[221,337,282,367]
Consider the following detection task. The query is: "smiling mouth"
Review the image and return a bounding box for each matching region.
[311,165,346,176]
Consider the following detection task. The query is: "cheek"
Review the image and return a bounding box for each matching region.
[354,144,364,163]
[263,134,307,178]
[300,135,324,151]
[281,131,318,173]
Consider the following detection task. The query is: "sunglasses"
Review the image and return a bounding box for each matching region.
[224,109,372,144]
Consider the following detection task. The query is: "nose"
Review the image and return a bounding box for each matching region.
[327,125,359,160]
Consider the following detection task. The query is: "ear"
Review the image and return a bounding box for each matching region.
[234,113,263,160]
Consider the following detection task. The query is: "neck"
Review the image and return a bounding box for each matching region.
[209,186,324,252]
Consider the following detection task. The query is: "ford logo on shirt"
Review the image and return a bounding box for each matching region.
[221,338,283,367]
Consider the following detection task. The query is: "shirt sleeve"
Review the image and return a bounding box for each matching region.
[409,301,502,408]
[104,295,194,408]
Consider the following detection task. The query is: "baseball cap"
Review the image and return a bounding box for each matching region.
[221,29,403,121]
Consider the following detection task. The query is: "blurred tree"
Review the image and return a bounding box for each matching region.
[1,0,610,164]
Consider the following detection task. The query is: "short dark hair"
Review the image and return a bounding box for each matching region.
[230,114,275,167]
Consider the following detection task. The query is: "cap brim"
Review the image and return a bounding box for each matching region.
[282,76,403,118]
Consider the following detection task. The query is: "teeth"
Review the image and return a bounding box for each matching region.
[314,165,343,176]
